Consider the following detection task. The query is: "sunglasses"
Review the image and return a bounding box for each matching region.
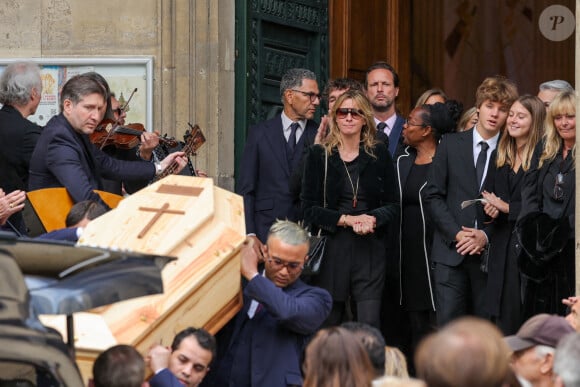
[336,108,364,120]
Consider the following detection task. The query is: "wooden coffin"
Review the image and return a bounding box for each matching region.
[42,175,245,380]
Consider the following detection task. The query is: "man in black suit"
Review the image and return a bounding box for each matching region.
[0,61,43,234]
[364,61,405,157]
[424,76,518,326]
[29,73,187,207]
[237,68,320,248]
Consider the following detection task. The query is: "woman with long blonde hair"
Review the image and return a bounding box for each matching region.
[481,95,545,334]
[518,90,576,317]
[301,89,398,328]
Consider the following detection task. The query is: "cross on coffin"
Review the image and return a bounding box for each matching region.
[137,202,186,238]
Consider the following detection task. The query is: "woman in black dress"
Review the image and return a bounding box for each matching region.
[518,90,576,318]
[481,95,544,334]
[301,89,398,329]
[397,101,460,352]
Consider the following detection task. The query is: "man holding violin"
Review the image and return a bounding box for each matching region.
[28,72,188,208]
[99,93,161,195]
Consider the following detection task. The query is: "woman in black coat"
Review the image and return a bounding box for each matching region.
[517,90,576,318]
[301,89,398,329]
[396,101,460,351]
[481,95,545,334]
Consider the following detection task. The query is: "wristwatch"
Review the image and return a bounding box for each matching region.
[154,162,164,176]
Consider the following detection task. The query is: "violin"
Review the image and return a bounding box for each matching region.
[90,119,178,149]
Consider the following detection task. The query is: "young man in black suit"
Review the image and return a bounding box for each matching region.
[425,75,518,326]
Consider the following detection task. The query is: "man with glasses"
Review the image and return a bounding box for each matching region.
[237,68,320,254]
[205,220,332,387]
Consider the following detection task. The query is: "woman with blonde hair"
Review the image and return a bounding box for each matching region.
[303,327,375,387]
[414,88,448,107]
[518,90,576,317]
[301,89,398,328]
[481,95,545,334]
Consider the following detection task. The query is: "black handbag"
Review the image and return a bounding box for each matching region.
[302,149,328,276]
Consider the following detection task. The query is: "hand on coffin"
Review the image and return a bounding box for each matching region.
[0,188,26,225]
[159,151,188,175]
[147,344,171,373]
[241,236,261,281]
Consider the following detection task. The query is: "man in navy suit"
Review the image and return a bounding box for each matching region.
[237,68,320,248]
[364,61,405,157]
[424,76,518,325]
[148,327,216,387]
[28,73,187,207]
[205,220,332,386]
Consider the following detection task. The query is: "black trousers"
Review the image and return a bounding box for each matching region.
[434,255,487,326]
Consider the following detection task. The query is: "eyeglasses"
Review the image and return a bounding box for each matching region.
[112,107,124,116]
[291,89,321,102]
[405,118,426,127]
[553,172,565,201]
[336,108,364,120]
[268,257,303,273]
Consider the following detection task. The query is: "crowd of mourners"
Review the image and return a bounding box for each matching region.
[1,59,580,386]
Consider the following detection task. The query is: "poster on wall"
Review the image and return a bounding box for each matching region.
[0,57,153,129]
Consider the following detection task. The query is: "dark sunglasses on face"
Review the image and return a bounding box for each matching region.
[336,108,364,120]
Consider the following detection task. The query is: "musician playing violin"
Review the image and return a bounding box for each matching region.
[28,72,188,207]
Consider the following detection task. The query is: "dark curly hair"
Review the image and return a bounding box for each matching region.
[418,100,463,141]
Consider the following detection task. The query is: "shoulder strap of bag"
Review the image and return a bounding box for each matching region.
[324,149,327,208]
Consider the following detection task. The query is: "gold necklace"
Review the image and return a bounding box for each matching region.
[342,158,360,208]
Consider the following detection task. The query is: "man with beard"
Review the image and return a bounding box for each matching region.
[364,61,405,157]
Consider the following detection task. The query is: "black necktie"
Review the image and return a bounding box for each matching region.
[377,122,387,133]
[287,122,299,155]
[476,141,489,187]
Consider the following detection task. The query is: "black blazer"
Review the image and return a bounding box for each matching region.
[424,129,496,267]
[0,104,42,190]
[519,144,575,233]
[237,114,317,242]
[301,142,399,236]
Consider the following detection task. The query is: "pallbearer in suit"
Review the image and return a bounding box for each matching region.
[237,68,319,247]
[425,76,518,326]
[205,220,332,387]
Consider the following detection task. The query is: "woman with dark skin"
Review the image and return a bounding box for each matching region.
[397,101,461,358]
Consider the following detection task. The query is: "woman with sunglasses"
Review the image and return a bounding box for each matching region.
[518,90,576,318]
[301,89,398,329]
[397,100,461,356]
[480,95,544,334]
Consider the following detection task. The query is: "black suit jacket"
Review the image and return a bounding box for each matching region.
[0,104,42,191]
[301,142,399,236]
[237,114,317,242]
[29,114,155,205]
[424,129,496,267]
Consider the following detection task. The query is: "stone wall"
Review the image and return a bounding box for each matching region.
[0,0,236,190]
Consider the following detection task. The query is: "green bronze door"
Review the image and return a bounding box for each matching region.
[234,0,329,181]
